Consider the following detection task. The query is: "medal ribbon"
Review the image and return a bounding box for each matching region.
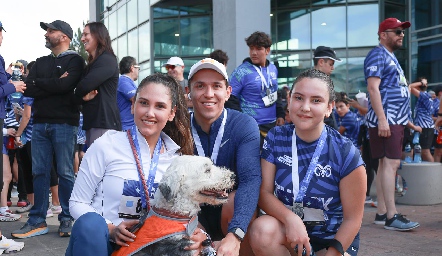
[291,126,327,203]
[191,109,227,164]
[127,126,162,210]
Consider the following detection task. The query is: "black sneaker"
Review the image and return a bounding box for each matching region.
[59,219,73,237]
[373,213,387,225]
[384,214,419,231]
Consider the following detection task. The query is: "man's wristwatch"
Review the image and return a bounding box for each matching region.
[228,228,245,242]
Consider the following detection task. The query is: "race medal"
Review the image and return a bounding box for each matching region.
[292,202,304,219]
[266,88,271,96]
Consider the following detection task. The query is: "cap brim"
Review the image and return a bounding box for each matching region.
[314,56,342,62]
[40,22,57,32]
[188,63,228,80]
[1,27,5,32]
[400,21,411,29]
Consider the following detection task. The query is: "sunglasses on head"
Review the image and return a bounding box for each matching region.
[384,29,405,36]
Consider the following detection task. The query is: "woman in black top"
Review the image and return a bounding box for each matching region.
[75,22,121,146]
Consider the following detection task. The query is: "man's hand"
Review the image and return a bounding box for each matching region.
[377,119,390,137]
[214,232,241,256]
[6,128,16,137]
[60,72,68,78]
[11,81,26,93]
[83,90,98,101]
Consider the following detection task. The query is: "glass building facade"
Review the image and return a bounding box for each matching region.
[94,0,441,94]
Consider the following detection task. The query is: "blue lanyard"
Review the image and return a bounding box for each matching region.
[292,126,327,203]
[128,125,162,209]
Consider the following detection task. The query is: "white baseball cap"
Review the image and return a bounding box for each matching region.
[188,58,228,80]
[163,56,185,67]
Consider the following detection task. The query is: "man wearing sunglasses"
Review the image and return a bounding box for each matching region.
[163,56,187,91]
[364,18,419,232]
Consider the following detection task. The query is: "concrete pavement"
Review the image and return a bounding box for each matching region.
[2,195,442,255]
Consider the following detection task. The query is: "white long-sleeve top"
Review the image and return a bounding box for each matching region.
[69,130,180,226]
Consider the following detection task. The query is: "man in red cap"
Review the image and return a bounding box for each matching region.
[364,18,419,231]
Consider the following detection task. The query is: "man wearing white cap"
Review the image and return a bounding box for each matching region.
[163,56,187,91]
[188,58,261,256]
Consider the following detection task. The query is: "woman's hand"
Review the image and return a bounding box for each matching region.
[283,213,311,256]
[109,220,139,247]
[184,228,208,256]
[83,90,98,101]
[6,128,16,137]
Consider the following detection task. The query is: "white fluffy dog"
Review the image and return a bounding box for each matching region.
[134,155,235,256]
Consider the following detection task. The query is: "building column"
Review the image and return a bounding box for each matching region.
[213,0,271,74]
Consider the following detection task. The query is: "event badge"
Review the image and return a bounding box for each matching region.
[262,90,277,107]
[303,207,325,226]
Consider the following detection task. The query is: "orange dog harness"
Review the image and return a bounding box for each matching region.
[112,209,197,256]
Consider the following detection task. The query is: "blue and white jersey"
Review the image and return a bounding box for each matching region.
[22,97,34,142]
[413,91,434,128]
[338,111,361,147]
[261,124,364,239]
[4,109,19,128]
[230,59,278,125]
[77,112,86,144]
[364,44,410,127]
[433,98,440,133]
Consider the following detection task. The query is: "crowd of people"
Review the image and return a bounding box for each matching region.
[0,16,437,256]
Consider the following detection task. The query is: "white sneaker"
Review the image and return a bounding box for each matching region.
[0,210,21,222]
[0,235,25,254]
[50,204,62,214]
[46,209,54,218]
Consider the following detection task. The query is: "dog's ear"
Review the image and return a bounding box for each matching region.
[159,183,174,201]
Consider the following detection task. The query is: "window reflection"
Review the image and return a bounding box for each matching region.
[117,5,127,37]
[275,10,311,50]
[180,17,213,56]
[128,29,139,61]
[118,35,127,59]
[312,6,346,48]
[127,0,138,30]
[348,5,378,47]
[139,23,150,62]
[108,11,117,39]
[138,0,150,23]
[153,18,179,57]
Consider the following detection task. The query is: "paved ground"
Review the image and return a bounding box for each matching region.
[2,190,442,255]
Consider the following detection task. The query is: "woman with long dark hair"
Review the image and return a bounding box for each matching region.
[75,22,121,146]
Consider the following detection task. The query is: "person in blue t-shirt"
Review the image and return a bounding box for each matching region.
[188,58,261,256]
[335,96,361,147]
[117,56,139,131]
[364,18,419,231]
[249,69,366,256]
[229,31,284,145]
[410,77,434,162]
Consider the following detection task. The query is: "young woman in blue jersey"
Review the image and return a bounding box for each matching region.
[335,97,361,147]
[410,77,434,162]
[249,69,366,256]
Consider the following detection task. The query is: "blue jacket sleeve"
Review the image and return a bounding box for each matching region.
[227,116,261,233]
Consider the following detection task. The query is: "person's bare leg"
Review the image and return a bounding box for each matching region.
[422,149,434,162]
[1,155,12,208]
[50,185,60,206]
[433,148,442,163]
[379,158,400,219]
[375,159,386,214]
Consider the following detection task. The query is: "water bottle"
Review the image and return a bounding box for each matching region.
[412,132,420,145]
[404,143,412,163]
[437,128,442,144]
[413,144,422,163]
